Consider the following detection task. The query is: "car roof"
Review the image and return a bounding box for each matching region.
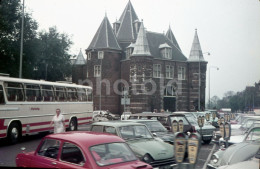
[92,121,146,127]
[129,112,185,117]
[125,119,159,122]
[45,131,124,147]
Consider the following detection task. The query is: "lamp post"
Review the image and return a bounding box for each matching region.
[208,66,219,109]
[98,52,103,110]
[19,0,25,78]
[198,52,210,111]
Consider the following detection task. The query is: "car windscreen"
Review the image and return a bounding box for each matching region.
[141,121,167,132]
[90,142,137,166]
[244,128,260,141]
[119,125,153,140]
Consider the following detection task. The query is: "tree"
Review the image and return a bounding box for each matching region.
[32,27,73,81]
[0,0,39,77]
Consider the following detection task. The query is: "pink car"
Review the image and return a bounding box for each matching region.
[16,131,152,169]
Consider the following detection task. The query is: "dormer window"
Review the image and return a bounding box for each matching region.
[98,51,104,59]
[88,52,91,60]
[159,43,172,59]
[126,42,135,59]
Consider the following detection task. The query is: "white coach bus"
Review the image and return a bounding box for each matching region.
[0,76,93,144]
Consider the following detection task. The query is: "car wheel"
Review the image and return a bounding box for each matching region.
[69,118,78,131]
[203,139,211,144]
[7,122,21,144]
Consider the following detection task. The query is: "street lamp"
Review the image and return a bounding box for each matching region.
[198,52,210,111]
[98,51,104,110]
[208,66,219,109]
[19,0,25,78]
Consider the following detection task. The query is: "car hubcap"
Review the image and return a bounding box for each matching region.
[11,127,18,140]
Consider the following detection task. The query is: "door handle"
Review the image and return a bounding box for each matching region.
[52,162,57,165]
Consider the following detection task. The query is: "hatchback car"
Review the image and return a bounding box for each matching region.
[90,121,175,168]
[126,119,175,145]
[207,127,260,169]
[128,112,195,134]
[16,131,152,169]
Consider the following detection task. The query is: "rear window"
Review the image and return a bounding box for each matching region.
[91,125,103,132]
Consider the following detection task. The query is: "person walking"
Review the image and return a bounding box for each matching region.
[50,108,66,133]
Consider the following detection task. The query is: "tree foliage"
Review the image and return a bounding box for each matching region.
[0,0,73,81]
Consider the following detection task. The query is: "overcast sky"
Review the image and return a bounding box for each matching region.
[25,0,260,99]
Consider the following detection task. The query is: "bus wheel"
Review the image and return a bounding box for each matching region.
[7,122,21,144]
[69,118,77,131]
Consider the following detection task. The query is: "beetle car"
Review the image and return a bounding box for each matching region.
[16,131,153,169]
[90,121,176,168]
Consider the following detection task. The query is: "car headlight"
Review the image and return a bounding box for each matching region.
[211,154,219,164]
[142,153,153,163]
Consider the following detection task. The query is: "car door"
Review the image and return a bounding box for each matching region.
[33,138,61,168]
[57,141,89,169]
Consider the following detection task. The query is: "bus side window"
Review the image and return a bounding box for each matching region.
[25,84,41,102]
[77,88,87,102]
[42,85,54,102]
[67,88,77,102]
[0,85,5,104]
[4,82,24,101]
[87,89,93,102]
[55,87,66,102]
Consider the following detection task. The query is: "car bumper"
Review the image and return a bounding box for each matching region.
[154,163,177,169]
[207,164,217,169]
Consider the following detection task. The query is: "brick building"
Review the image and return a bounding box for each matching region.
[72,1,208,114]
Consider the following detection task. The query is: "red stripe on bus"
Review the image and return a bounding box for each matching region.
[78,117,92,121]
[22,121,51,127]
[0,133,7,137]
[0,119,7,130]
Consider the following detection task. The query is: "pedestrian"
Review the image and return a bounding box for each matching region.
[50,108,66,133]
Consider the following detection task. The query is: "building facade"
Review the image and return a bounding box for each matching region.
[72,1,207,114]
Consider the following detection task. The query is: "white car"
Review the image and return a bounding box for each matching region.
[121,112,132,120]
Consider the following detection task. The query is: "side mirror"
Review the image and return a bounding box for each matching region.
[153,133,157,137]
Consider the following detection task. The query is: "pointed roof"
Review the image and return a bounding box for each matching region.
[116,0,139,42]
[166,25,181,52]
[74,49,86,65]
[188,29,205,62]
[87,15,121,50]
[131,22,151,56]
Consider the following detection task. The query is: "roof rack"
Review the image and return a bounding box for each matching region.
[0,73,10,77]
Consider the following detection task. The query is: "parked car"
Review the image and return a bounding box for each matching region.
[125,119,175,145]
[93,110,120,121]
[128,112,195,134]
[218,120,260,147]
[121,112,132,120]
[175,112,216,144]
[207,127,260,169]
[16,131,152,169]
[90,121,175,168]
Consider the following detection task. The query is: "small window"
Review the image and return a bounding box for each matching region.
[55,87,67,101]
[94,65,101,77]
[67,88,77,101]
[166,65,174,79]
[88,52,91,60]
[61,142,85,165]
[37,139,60,159]
[77,88,87,101]
[0,85,5,104]
[4,82,24,101]
[98,51,104,59]
[25,84,41,101]
[178,66,186,80]
[91,125,103,132]
[153,64,161,78]
[42,85,54,102]
[104,126,117,135]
